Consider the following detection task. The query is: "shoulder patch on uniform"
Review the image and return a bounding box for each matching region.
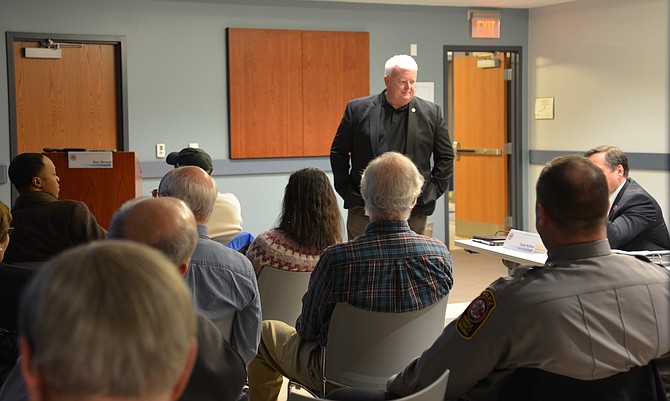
[456,289,496,339]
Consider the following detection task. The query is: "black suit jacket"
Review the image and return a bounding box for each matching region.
[607,178,670,251]
[4,192,108,264]
[330,91,454,216]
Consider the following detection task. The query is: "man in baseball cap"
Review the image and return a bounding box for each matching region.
[165,148,245,248]
[166,148,214,175]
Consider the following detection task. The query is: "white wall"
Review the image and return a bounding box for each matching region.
[528,0,669,229]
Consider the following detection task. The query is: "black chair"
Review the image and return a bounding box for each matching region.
[497,361,668,401]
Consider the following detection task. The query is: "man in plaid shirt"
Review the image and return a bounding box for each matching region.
[248,152,453,401]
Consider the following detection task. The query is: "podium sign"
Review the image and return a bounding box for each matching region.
[67,151,114,168]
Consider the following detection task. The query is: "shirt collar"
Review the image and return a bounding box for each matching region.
[364,220,412,235]
[382,90,410,112]
[545,239,611,266]
[196,224,210,239]
[609,179,626,211]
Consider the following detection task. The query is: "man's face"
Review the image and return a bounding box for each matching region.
[384,67,416,109]
[587,152,622,195]
[38,156,60,198]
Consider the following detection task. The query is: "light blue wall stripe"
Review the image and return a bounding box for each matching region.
[140,157,332,179]
[529,150,670,171]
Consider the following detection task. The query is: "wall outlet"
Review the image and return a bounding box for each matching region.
[156,143,166,158]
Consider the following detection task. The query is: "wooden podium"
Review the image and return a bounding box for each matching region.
[44,151,142,229]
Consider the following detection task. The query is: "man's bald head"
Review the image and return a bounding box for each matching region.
[109,197,198,267]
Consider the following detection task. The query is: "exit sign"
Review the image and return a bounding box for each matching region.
[468,10,501,39]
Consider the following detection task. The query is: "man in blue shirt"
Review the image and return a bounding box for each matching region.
[158,166,261,365]
[247,152,453,401]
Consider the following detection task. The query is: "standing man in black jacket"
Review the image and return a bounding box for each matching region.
[330,54,454,240]
[585,145,670,251]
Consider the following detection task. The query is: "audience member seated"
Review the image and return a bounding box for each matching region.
[247,152,453,401]
[585,145,670,251]
[4,153,107,264]
[0,202,36,386]
[158,166,261,365]
[166,147,244,245]
[10,241,197,401]
[330,155,670,401]
[246,167,342,277]
[0,197,248,401]
[109,196,247,401]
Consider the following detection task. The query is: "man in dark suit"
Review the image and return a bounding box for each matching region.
[330,54,454,240]
[585,145,670,251]
[4,153,108,264]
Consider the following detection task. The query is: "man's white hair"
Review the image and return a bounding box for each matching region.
[385,54,418,75]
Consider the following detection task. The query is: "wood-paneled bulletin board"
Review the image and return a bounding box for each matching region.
[227,28,369,159]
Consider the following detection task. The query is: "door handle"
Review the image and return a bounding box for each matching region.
[453,140,502,160]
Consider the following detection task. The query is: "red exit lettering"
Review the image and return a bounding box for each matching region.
[471,17,501,39]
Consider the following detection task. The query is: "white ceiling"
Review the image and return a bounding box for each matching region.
[297,0,579,8]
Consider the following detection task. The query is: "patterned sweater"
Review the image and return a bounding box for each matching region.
[246,229,322,277]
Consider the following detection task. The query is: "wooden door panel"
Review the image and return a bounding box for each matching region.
[228,29,304,159]
[14,40,118,153]
[227,28,369,159]
[302,31,369,156]
[454,54,509,237]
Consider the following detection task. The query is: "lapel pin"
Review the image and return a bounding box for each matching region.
[411,107,416,113]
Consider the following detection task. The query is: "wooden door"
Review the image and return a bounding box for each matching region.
[12,40,119,153]
[453,53,509,238]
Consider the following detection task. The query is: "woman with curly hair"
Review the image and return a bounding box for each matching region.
[246,168,342,277]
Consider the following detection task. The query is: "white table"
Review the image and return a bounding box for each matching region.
[454,239,547,267]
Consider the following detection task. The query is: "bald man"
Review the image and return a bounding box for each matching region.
[109,197,247,401]
[158,167,261,365]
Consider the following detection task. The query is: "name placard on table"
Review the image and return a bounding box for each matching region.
[502,229,541,253]
[67,151,113,169]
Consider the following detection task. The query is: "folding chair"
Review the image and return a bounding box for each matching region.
[322,296,449,396]
[288,367,450,401]
[212,312,234,342]
[257,267,312,325]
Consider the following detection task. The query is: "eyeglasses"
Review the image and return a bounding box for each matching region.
[152,189,169,198]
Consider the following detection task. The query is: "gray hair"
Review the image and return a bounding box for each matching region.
[19,240,196,398]
[109,197,198,266]
[384,54,418,76]
[361,152,425,221]
[583,145,629,177]
[158,166,218,222]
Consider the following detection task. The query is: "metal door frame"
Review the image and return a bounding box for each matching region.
[6,32,129,158]
[443,45,523,246]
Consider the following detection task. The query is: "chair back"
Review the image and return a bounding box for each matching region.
[289,368,449,401]
[257,267,311,325]
[212,313,234,342]
[323,295,449,395]
[400,367,450,401]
